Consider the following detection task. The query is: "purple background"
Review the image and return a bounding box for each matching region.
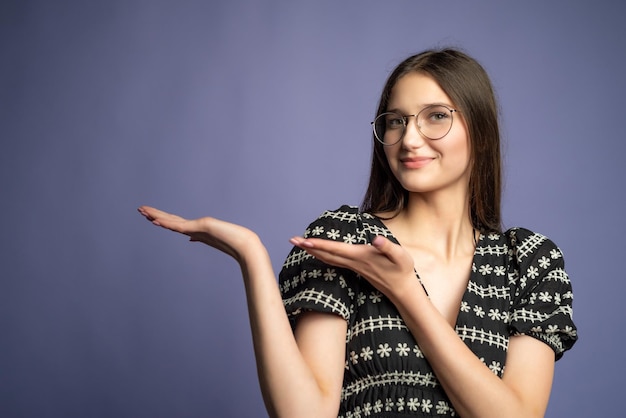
[2,1,624,416]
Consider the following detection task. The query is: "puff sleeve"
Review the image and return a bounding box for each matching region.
[278,206,364,330]
[507,228,578,359]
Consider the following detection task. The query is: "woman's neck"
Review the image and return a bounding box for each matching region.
[386,190,475,260]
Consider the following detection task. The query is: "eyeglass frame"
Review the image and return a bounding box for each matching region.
[371,104,459,146]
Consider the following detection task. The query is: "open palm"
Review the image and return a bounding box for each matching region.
[137,206,258,263]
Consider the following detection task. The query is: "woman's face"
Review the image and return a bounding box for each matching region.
[383,72,472,197]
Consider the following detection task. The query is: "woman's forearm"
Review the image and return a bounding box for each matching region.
[390,282,553,418]
[136,206,343,417]
[237,236,343,418]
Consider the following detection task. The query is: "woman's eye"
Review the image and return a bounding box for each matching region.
[428,112,449,122]
[387,118,404,128]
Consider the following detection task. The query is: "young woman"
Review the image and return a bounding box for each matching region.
[138,48,577,417]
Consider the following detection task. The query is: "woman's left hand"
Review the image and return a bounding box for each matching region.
[289,235,416,299]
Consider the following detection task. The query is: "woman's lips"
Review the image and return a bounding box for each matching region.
[400,156,434,169]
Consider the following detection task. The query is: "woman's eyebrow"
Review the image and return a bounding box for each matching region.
[386,102,454,113]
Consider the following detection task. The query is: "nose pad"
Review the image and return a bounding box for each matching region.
[402,115,426,147]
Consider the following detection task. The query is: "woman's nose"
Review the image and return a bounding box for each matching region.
[402,115,426,148]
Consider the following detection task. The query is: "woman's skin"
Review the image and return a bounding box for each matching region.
[137,207,347,418]
[138,73,555,418]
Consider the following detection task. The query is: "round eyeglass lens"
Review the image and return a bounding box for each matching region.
[373,112,405,145]
[372,105,455,145]
[418,105,454,140]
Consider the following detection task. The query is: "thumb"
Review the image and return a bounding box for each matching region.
[372,235,413,267]
[372,235,395,256]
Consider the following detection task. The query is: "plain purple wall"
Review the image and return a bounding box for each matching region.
[2,1,624,416]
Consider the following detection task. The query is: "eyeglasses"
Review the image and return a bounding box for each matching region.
[371,104,458,146]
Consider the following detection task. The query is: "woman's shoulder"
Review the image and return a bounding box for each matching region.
[500,227,564,258]
[490,227,570,289]
[499,227,577,357]
[316,204,362,220]
[305,205,369,229]
[303,204,381,242]
[477,227,567,272]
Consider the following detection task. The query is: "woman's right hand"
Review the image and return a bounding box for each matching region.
[137,206,260,263]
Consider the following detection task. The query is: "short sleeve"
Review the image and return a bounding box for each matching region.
[507,228,578,360]
[278,206,363,329]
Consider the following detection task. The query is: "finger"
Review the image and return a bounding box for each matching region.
[137,207,164,226]
[137,206,165,222]
[372,236,410,264]
[137,206,156,221]
[290,238,366,270]
[137,206,189,232]
[289,236,314,248]
[301,247,353,269]
[371,235,390,251]
[138,206,177,221]
[290,237,347,252]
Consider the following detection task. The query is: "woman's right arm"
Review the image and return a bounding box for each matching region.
[137,206,346,417]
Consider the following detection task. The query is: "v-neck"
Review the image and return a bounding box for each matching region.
[367,214,482,329]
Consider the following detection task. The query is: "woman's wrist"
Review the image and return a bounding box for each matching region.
[237,232,268,266]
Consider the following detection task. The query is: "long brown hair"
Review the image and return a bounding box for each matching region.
[361,48,502,233]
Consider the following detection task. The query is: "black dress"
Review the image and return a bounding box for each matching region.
[278,205,577,417]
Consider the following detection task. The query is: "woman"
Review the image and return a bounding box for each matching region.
[138,48,577,417]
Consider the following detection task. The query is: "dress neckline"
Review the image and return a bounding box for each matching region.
[366,213,484,329]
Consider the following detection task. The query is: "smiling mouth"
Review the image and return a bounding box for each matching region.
[400,157,434,168]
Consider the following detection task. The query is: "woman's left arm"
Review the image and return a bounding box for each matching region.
[391,279,555,418]
[290,235,556,418]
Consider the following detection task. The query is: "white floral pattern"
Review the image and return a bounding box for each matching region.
[280,205,577,417]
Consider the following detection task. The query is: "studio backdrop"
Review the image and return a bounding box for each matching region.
[1,1,624,417]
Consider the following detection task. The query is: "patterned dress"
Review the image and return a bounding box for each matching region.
[278,205,578,417]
